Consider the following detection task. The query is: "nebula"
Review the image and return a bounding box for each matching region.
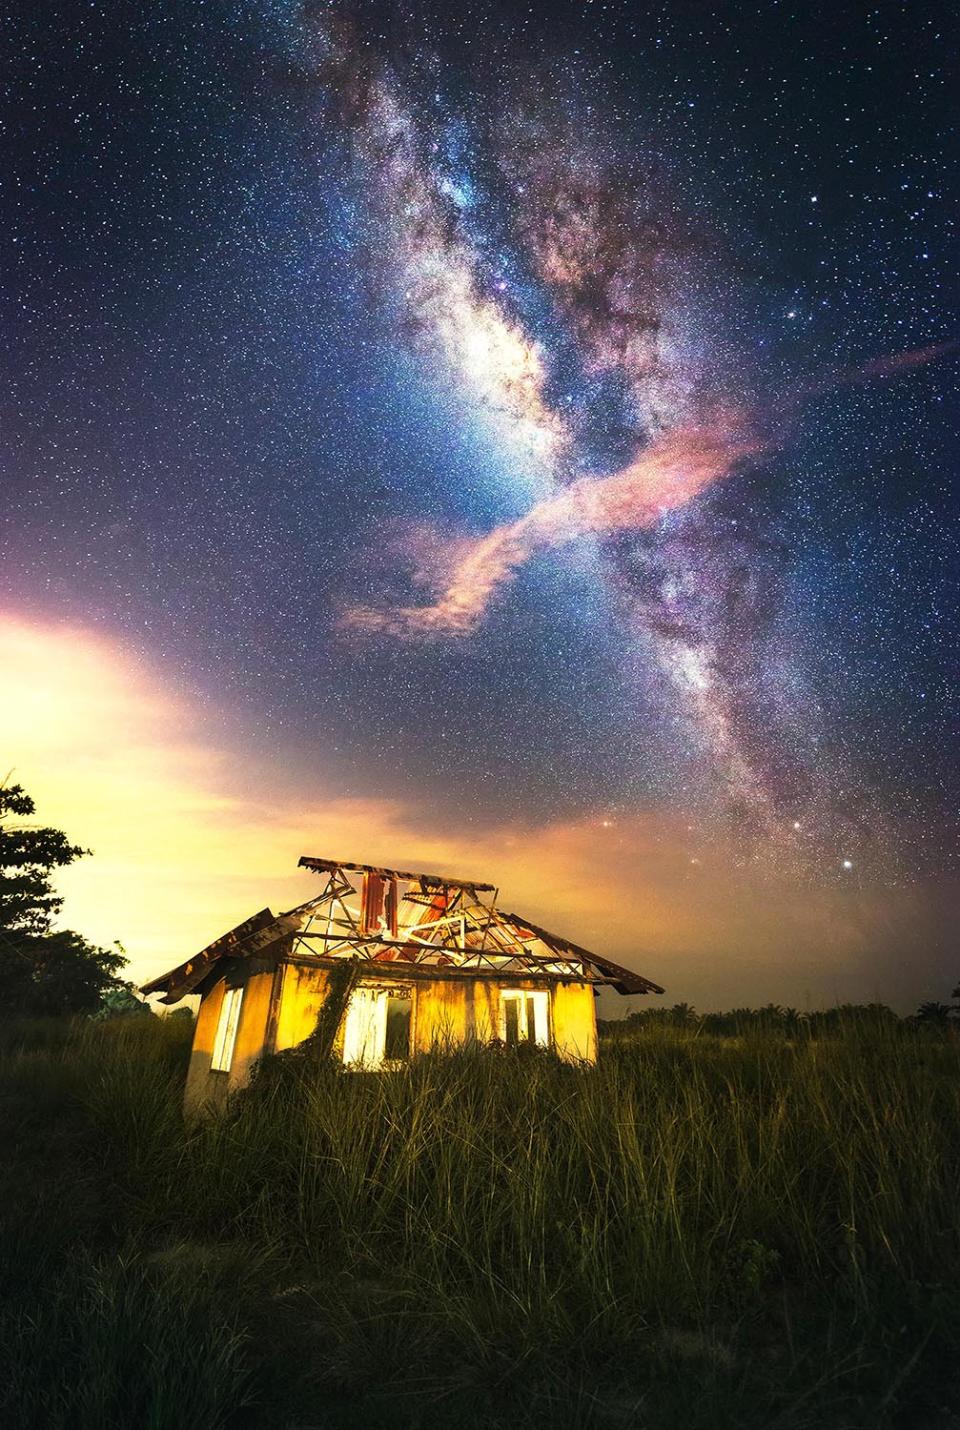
[497,110,704,437]
[799,339,960,400]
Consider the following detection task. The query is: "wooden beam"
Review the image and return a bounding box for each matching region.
[298,855,495,891]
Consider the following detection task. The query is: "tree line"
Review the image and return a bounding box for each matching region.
[600,995,960,1039]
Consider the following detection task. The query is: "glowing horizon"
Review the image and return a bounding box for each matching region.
[2,614,952,1013]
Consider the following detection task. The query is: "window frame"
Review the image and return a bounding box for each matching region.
[499,988,550,1048]
[383,990,413,1063]
[342,984,414,1068]
[210,984,244,1073]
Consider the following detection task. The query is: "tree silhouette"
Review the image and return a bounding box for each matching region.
[915,1001,953,1027]
[0,782,127,1016]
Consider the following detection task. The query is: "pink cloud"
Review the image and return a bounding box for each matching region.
[344,416,763,636]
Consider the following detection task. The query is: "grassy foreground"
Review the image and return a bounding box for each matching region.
[2,1016,959,1429]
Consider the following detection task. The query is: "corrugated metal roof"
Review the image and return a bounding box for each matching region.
[499,911,665,996]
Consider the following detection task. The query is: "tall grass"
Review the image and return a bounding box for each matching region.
[2,1016,958,1427]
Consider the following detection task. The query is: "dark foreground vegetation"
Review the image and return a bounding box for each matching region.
[3,1014,959,1430]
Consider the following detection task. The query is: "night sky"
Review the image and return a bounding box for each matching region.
[3,1,957,1007]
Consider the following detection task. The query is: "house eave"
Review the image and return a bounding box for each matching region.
[140,909,300,1004]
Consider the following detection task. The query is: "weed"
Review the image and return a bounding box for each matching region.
[1,1017,958,1427]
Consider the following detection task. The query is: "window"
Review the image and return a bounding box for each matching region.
[384,994,412,1060]
[342,986,412,1068]
[211,985,244,1072]
[500,989,550,1048]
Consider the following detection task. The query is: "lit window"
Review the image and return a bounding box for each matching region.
[500,989,549,1048]
[211,985,244,1072]
[342,986,412,1068]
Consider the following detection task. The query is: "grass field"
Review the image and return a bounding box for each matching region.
[2,1014,958,1429]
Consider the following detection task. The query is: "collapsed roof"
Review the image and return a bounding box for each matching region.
[141,855,665,1004]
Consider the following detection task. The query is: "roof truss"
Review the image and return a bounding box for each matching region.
[287,862,662,993]
[141,855,664,1001]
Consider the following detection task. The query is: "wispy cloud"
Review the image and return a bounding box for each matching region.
[345,416,762,635]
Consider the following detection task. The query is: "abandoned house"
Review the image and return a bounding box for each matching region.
[141,855,664,1108]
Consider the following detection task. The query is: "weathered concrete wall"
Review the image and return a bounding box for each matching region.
[183,964,277,1111]
[184,977,230,1112]
[411,978,468,1053]
[411,977,598,1064]
[551,981,598,1063]
[229,968,276,1087]
[275,964,332,1052]
[472,979,499,1044]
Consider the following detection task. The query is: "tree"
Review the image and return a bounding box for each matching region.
[914,1001,953,1028]
[0,783,86,940]
[0,782,128,1016]
[89,985,154,1021]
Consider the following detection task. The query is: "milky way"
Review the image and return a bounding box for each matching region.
[306,8,957,855]
[3,0,958,896]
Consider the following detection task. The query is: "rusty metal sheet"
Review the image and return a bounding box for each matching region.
[140,910,300,1001]
[497,911,665,996]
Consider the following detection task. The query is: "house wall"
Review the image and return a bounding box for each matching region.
[183,963,277,1112]
[274,964,333,1052]
[409,976,598,1063]
[551,981,598,1062]
[230,967,277,1084]
[411,977,469,1052]
[184,963,601,1108]
[184,977,230,1112]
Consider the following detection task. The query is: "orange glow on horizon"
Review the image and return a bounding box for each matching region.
[1,613,950,1010]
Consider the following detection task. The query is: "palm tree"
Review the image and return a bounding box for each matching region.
[915,1001,952,1026]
